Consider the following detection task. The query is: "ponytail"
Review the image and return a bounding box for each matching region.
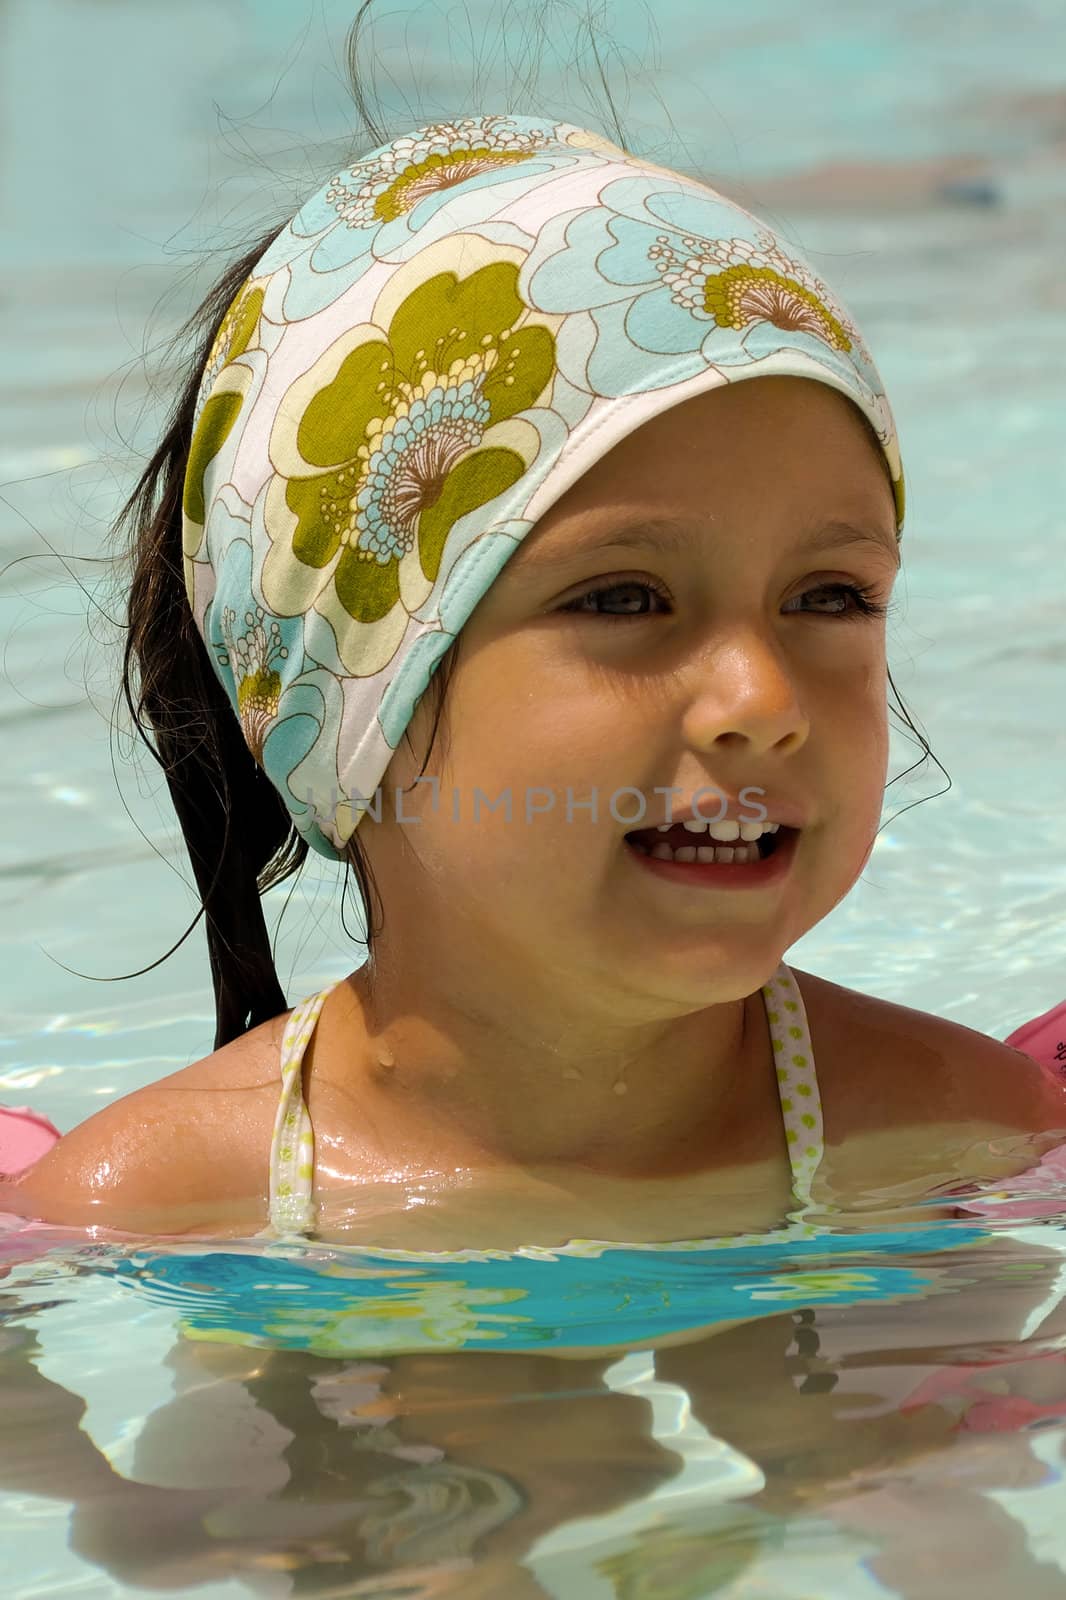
[118,228,307,1050]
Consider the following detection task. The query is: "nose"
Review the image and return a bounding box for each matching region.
[681,630,810,757]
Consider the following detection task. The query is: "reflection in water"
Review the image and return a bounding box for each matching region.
[4,1221,1066,1596]
[4,0,1066,1594]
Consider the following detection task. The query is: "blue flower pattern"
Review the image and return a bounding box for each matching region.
[356,377,492,564]
[523,175,882,405]
[256,115,624,323]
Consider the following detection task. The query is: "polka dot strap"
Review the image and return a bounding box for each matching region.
[265,966,824,1240]
[268,987,333,1235]
[760,962,824,1212]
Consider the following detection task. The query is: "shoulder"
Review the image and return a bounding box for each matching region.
[0,1012,290,1237]
[793,967,1066,1184]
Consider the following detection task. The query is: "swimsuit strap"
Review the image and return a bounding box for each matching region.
[762,961,824,1212]
[268,987,334,1235]
[266,960,824,1239]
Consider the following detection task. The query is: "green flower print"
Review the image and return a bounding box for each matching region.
[254,1278,530,1356]
[182,279,266,579]
[326,116,559,229]
[647,229,856,352]
[255,116,632,321]
[262,256,556,676]
[745,1267,928,1305]
[213,604,290,762]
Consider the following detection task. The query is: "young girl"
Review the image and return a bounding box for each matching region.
[2,112,1064,1258]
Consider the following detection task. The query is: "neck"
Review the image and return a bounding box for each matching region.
[329,939,780,1178]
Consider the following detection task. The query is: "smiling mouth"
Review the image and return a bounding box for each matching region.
[624,824,792,864]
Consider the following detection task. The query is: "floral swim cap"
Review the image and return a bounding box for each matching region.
[182,114,905,861]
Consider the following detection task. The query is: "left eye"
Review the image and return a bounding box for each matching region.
[786,584,889,619]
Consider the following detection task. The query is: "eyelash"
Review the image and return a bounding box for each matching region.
[560,578,890,622]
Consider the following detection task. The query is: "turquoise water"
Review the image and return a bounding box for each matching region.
[3,0,1066,1593]
[7,1211,1066,1595]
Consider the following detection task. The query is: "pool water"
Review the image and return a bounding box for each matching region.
[3,0,1066,1594]
[6,1206,1066,1595]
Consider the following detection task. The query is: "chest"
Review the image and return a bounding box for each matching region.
[247,971,956,1249]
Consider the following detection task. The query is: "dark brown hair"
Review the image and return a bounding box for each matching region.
[117,230,294,1050]
[116,223,459,1051]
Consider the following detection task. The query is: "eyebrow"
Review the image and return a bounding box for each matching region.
[514,516,901,572]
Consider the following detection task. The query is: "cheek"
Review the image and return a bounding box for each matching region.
[421,713,623,885]
[839,653,888,744]
[441,662,615,802]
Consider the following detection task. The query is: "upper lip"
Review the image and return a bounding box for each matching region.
[633,796,808,830]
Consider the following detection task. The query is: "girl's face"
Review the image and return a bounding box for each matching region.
[369,375,900,1012]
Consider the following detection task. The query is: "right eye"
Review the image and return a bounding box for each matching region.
[560,580,672,619]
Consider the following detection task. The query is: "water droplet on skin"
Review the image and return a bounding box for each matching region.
[613,1080,628,1097]
[376,1043,396,1070]
[562,1067,582,1082]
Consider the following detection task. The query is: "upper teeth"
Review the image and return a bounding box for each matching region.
[656,820,781,841]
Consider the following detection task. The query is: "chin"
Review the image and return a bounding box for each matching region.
[622,944,795,1007]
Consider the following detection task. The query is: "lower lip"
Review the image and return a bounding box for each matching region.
[624,828,800,890]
